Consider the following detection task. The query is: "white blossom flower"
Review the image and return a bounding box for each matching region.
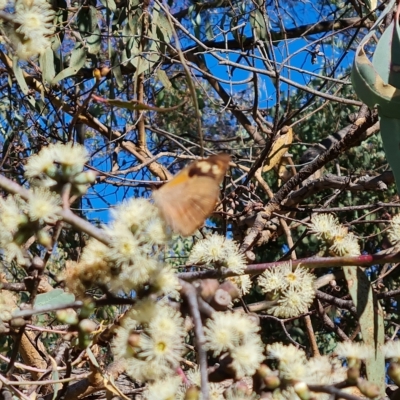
[204,311,260,356]
[230,336,265,377]
[7,0,55,59]
[25,142,88,182]
[303,356,346,386]
[330,232,360,256]
[335,342,373,360]
[267,286,315,318]
[112,301,186,383]
[310,213,340,242]
[227,275,252,296]
[224,386,260,400]
[111,198,168,246]
[14,7,55,41]
[266,343,307,364]
[383,340,400,360]
[143,375,182,400]
[258,262,315,318]
[5,241,28,266]
[258,264,287,294]
[25,188,61,223]
[147,266,181,299]
[0,196,25,233]
[188,234,246,274]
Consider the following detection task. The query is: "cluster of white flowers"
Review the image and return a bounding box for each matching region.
[112,299,186,383]
[25,142,95,190]
[257,262,315,318]
[204,311,265,378]
[66,197,180,297]
[310,213,360,256]
[3,0,55,59]
[335,341,373,361]
[187,233,251,296]
[0,187,61,265]
[266,343,347,400]
[188,234,246,273]
[0,143,97,266]
[142,369,260,400]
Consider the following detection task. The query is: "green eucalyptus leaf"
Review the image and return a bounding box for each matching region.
[110,47,123,89]
[50,356,61,400]
[379,116,400,193]
[87,25,102,55]
[250,9,267,41]
[343,267,385,395]
[33,288,75,308]
[389,18,400,89]
[77,8,91,34]
[39,47,56,84]
[52,46,86,83]
[156,10,173,44]
[364,0,377,10]
[88,6,98,31]
[13,57,29,95]
[156,69,172,90]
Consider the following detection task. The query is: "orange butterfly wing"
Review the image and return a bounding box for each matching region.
[152,154,231,236]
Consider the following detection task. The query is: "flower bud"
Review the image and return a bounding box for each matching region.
[356,378,381,398]
[79,319,97,334]
[128,332,141,348]
[294,381,311,400]
[73,171,97,185]
[210,288,231,311]
[219,280,240,300]
[195,279,219,303]
[37,229,52,248]
[185,386,200,400]
[347,365,360,384]
[388,362,400,386]
[74,184,89,196]
[264,374,280,389]
[56,308,79,325]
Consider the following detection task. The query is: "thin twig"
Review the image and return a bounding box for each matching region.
[179,280,209,400]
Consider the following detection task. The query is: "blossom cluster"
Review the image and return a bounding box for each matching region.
[257,262,315,318]
[115,303,263,399]
[310,213,360,256]
[0,142,96,266]
[204,311,265,378]
[2,0,55,59]
[64,197,180,298]
[112,299,186,382]
[25,142,95,192]
[188,233,251,296]
[0,187,62,266]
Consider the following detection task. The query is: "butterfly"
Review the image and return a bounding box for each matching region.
[152,153,231,236]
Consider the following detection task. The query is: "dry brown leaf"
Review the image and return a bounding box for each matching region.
[262,126,293,173]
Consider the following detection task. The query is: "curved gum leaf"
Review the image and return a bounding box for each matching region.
[352,44,400,118]
[390,18,400,88]
[379,116,400,193]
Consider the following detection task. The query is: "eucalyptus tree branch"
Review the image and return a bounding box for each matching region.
[179,280,209,400]
[178,251,400,281]
[283,171,393,208]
